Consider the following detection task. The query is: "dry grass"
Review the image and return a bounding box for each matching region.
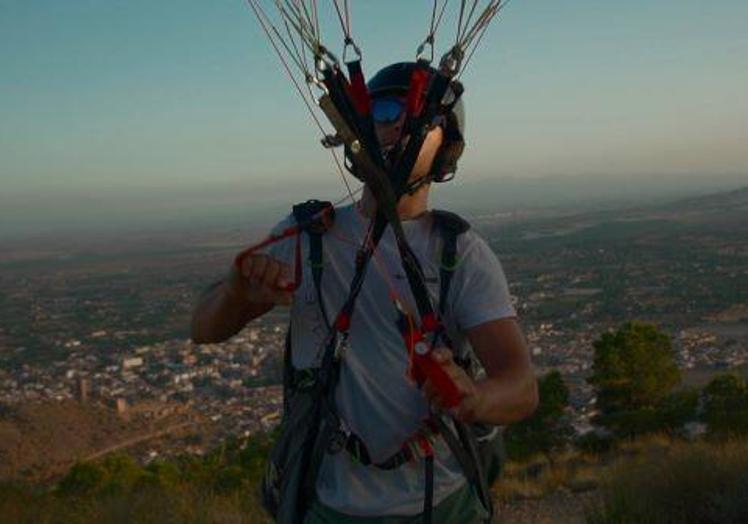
[587,438,748,523]
[494,449,606,503]
[494,433,726,503]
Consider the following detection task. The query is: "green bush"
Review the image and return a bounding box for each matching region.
[58,462,105,496]
[702,374,748,437]
[505,370,573,461]
[0,431,278,523]
[657,387,700,434]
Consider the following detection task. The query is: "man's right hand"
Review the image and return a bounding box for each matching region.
[227,254,294,306]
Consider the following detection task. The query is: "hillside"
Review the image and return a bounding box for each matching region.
[0,400,201,482]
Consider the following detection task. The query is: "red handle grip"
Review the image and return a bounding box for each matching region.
[413,352,463,409]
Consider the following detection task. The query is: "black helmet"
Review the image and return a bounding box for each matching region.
[367,62,465,183]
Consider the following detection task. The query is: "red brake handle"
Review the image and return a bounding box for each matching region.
[413,350,463,409]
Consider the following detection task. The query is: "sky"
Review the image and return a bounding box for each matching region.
[1,1,747,233]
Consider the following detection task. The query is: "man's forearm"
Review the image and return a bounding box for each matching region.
[190,280,272,344]
[473,368,538,425]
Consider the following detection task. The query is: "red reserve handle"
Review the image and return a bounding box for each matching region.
[233,225,302,293]
[413,342,463,409]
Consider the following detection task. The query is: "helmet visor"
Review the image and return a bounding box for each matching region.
[371,97,406,124]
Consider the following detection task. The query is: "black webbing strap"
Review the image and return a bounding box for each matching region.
[432,210,471,316]
[293,199,335,329]
[454,419,494,517]
[345,433,414,470]
[317,63,455,332]
[424,455,434,522]
[330,211,475,468]
[308,231,329,327]
[432,415,478,482]
[312,64,463,524]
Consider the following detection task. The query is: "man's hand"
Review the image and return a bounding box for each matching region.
[228,254,294,306]
[422,347,482,423]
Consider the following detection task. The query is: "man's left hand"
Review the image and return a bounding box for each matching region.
[422,347,482,423]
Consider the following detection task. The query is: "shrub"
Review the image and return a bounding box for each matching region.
[58,462,105,497]
[702,374,748,437]
[505,370,573,461]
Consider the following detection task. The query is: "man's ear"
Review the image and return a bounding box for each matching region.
[431,139,464,182]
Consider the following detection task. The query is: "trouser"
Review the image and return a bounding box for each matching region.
[303,483,491,524]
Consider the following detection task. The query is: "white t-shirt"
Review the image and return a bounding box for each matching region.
[267,203,515,516]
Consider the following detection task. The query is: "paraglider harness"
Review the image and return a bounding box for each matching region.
[259,201,505,524]
[242,2,512,522]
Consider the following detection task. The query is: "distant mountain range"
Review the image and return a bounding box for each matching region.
[434,174,748,218]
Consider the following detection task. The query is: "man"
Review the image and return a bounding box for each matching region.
[192,63,537,523]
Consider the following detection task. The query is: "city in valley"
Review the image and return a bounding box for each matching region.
[0,188,746,480]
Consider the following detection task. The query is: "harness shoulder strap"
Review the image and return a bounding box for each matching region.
[292,199,335,329]
[432,211,499,520]
[431,209,471,317]
[284,200,335,396]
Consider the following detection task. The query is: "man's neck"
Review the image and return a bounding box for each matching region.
[360,184,430,221]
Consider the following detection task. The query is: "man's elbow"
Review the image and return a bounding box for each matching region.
[190,314,226,345]
[190,330,213,345]
[190,323,212,345]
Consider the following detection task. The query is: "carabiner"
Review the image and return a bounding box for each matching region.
[438,46,464,77]
[416,35,435,64]
[342,37,362,64]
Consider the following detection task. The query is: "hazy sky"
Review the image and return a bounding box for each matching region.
[1,1,747,231]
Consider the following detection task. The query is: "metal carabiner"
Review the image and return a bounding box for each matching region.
[305,71,329,96]
[416,35,435,64]
[438,45,464,77]
[342,37,362,64]
[315,45,340,72]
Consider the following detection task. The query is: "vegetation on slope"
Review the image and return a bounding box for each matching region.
[2,321,748,523]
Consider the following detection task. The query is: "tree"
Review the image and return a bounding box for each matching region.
[658,387,700,433]
[588,321,681,437]
[505,370,573,461]
[702,373,748,437]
